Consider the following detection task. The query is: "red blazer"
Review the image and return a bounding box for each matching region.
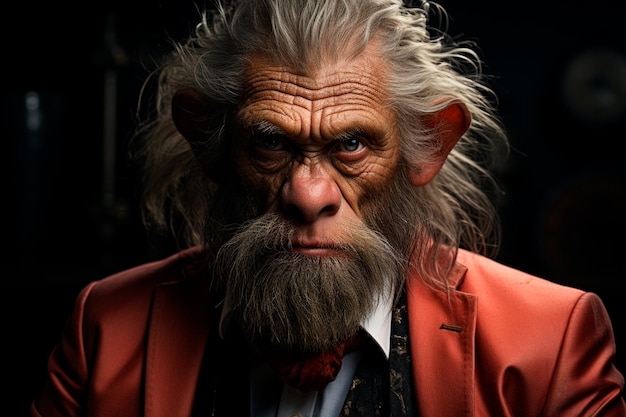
[30,246,626,417]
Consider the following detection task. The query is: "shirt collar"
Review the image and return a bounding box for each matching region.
[360,289,393,359]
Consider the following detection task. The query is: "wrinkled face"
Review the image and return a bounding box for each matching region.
[232,42,400,250]
[217,43,408,351]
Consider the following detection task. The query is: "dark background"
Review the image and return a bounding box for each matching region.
[5,1,625,415]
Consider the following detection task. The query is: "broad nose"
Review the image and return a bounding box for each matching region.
[280,163,341,222]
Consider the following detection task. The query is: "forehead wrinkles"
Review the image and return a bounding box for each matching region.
[239,68,391,141]
[238,44,392,139]
[242,67,387,110]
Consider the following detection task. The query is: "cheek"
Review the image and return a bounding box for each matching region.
[229,134,288,208]
[233,156,287,209]
[356,177,392,215]
[352,159,401,215]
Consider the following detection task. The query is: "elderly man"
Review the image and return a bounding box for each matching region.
[30,1,625,416]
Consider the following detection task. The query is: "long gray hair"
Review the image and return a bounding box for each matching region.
[132,0,509,289]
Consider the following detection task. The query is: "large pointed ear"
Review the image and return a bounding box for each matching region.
[172,87,226,181]
[172,87,213,145]
[408,101,470,186]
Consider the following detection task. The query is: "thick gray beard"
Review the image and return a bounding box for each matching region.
[214,214,404,352]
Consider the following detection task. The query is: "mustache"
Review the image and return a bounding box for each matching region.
[217,215,361,256]
[214,213,401,275]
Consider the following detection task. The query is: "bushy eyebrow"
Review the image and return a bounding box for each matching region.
[247,120,287,136]
[241,115,375,151]
[334,128,364,142]
[249,119,365,141]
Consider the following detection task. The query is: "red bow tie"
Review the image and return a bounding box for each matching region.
[259,330,369,392]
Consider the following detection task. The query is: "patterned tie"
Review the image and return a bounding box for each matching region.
[340,287,418,416]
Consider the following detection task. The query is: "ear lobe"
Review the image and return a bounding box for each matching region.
[408,101,471,186]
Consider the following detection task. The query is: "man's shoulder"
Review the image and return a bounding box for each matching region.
[78,246,210,312]
[455,248,587,308]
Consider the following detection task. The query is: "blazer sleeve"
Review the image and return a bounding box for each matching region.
[29,281,97,417]
[544,291,626,416]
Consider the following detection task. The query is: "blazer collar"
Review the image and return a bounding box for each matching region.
[407,260,477,417]
[144,269,215,417]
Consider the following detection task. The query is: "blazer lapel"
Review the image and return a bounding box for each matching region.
[144,276,215,417]
[407,262,477,417]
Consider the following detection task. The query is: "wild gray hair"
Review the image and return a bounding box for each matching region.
[133,0,509,287]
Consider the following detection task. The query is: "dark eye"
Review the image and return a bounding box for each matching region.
[255,134,285,151]
[337,136,364,153]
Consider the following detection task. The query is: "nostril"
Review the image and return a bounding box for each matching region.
[320,201,340,216]
[281,202,306,223]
